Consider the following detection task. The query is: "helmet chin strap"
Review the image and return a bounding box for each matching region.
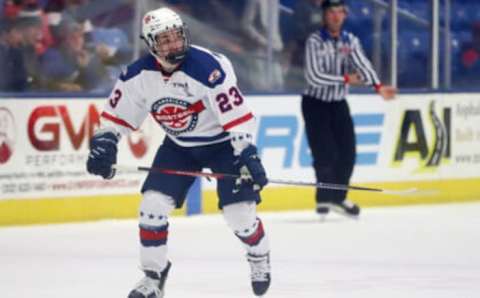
[156,48,189,71]
[156,55,180,72]
[165,52,184,64]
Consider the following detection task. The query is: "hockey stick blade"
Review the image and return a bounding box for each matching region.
[113,165,421,195]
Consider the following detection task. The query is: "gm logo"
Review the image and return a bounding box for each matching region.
[255,113,384,168]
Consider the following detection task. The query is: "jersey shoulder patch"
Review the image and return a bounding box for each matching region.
[181,46,226,88]
[120,54,158,82]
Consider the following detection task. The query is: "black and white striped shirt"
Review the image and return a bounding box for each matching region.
[304,28,381,102]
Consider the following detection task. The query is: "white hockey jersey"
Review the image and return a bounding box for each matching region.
[100,45,255,147]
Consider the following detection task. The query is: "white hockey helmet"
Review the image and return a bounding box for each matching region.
[141,7,190,65]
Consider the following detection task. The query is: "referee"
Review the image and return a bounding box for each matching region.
[302,0,396,217]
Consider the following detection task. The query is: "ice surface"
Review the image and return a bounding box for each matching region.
[1,203,480,298]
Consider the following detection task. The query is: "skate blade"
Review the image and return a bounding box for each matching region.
[329,206,360,220]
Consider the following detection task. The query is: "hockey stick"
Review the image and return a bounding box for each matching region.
[113,165,419,195]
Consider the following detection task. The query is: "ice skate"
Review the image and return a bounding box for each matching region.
[128,262,171,298]
[247,253,271,296]
[330,199,360,218]
[316,199,360,219]
[315,202,330,221]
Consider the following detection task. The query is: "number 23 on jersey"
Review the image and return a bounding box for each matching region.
[216,86,243,113]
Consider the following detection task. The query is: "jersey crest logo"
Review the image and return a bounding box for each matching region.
[151,98,206,136]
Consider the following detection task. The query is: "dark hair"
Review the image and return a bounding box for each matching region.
[321,0,346,10]
[21,0,40,11]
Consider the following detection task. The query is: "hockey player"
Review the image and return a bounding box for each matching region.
[86,7,271,298]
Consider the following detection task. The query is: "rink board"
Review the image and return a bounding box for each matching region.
[1,93,480,225]
[204,178,480,214]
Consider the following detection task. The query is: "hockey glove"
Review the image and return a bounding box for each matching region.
[233,144,268,193]
[86,131,118,179]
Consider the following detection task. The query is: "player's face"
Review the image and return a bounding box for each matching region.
[324,6,347,34]
[153,28,185,61]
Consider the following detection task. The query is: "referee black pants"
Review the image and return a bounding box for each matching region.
[301,95,356,204]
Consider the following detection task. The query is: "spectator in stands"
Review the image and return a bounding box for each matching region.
[284,0,324,90]
[0,17,28,91]
[460,22,480,83]
[45,0,132,68]
[45,0,95,43]
[240,0,284,91]
[2,0,53,55]
[0,14,43,91]
[40,19,109,92]
[288,0,324,68]
[18,0,53,55]
[2,0,22,19]
[45,0,133,41]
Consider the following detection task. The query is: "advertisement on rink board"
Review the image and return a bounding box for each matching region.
[1,94,480,201]
[203,93,480,189]
[0,100,164,200]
